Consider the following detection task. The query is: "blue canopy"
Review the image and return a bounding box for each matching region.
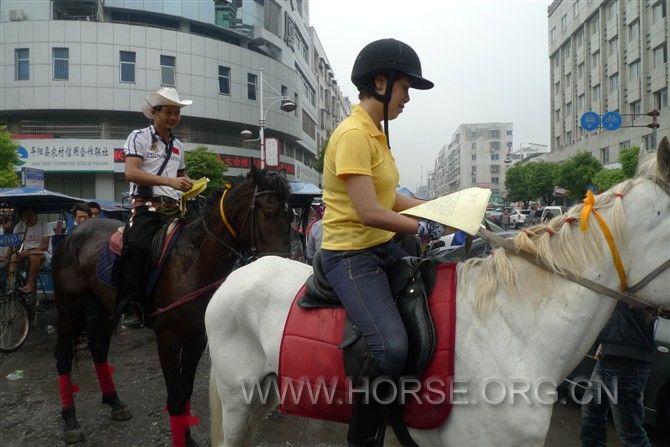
[396,186,417,198]
[0,187,87,213]
[289,181,322,196]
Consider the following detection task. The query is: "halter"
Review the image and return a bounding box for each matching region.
[478,178,670,315]
[205,183,291,264]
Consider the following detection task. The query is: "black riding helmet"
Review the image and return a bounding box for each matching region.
[351,38,434,147]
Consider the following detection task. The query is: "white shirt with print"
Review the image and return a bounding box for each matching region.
[123,124,186,200]
[14,220,52,251]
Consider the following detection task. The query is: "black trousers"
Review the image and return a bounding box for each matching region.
[115,206,168,317]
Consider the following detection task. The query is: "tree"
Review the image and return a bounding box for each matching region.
[0,125,19,187]
[555,152,602,201]
[593,168,626,192]
[313,137,329,174]
[504,163,530,203]
[619,146,639,178]
[526,161,559,205]
[184,146,228,195]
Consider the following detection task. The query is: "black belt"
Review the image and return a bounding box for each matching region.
[132,195,178,204]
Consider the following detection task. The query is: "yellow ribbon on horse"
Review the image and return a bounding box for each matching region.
[580,189,627,290]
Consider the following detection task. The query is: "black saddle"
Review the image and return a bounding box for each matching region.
[299,250,439,379]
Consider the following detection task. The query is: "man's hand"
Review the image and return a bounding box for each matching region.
[170,177,193,192]
[417,219,445,244]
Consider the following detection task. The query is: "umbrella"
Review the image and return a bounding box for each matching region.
[0,187,87,213]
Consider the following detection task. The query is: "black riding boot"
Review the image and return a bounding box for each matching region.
[347,355,395,447]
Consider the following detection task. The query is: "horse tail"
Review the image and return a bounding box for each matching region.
[209,367,224,446]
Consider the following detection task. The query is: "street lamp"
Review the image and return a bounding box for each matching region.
[240,68,296,169]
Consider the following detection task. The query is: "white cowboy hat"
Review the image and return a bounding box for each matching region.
[142,87,192,119]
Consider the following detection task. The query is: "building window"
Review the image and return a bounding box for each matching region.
[471,142,477,150]
[53,47,69,80]
[608,37,618,56]
[566,130,573,144]
[566,73,572,88]
[488,130,500,139]
[607,0,617,21]
[573,1,580,18]
[491,153,500,161]
[628,20,639,42]
[491,177,500,185]
[563,43,571,58]
[576,30,584,48]
[600,147,610,164]
[160,55,175,86]
[555,109,560,122]
[653,1,666,24]
[218,65,230,94]
[609,73,619,92]
[654,88,668,110]
[561,14,567,31]
[551,27,556,42]
[15,48,29,80]
[120,51,135,83]
[592,84,601,100]
[653,44,667,68]
[281,85,288,97]
[554,56,560,69]
[629,59,640,79]
[554,81,561,96]
[506,130,513,136]
[591,51,600,68]
[471,176,477,184]
[490,165,500,174]
[630,100,641,119]
[578,63,584,78]
[247,73,257,100]
[471,166,477,174]
[472,154,477,161]
[591,15,599,35]
[566,102,573,116]
[619,140,630,149]
[490,141,501,151]
[577,94,585,111]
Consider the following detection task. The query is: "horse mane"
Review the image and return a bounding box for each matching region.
[459,151,663,319]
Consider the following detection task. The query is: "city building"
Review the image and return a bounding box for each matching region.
[508,142,551,164]
[548,0,668,166]
[428,122,513,201]
[0,0,350,200]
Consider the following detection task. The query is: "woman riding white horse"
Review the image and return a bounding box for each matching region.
[206,140,670,446]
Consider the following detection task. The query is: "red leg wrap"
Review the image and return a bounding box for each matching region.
[94,362,116,395]
[169,412,200,447]
[58,374,80,409]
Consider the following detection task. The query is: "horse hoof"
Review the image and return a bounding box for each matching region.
[111,406,132,421]
[63,429,85,444]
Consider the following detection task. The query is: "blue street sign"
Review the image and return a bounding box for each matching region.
[601,111,622,131]
[580,111,601,131]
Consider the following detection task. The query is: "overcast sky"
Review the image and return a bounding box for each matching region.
[308,0,551,190]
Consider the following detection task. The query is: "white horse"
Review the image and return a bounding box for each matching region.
[205,140,670,447]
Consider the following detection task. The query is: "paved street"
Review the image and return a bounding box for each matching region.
[1,307,667,446]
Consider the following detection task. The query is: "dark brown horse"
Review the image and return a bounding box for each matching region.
[52,166,292,446]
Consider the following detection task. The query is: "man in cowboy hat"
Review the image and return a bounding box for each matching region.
[115,87,194,320]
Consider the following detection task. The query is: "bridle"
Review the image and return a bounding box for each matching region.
[203,183,291,265]
[478,177,670,315]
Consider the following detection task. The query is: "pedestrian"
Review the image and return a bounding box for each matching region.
[9,206,52,294]
[580,302,656,447]
[72,202,92,226]
[501,208,510,230]
[0,216,15,293]
[87,201,102,218]
[319,38,449,445]
[115,87,193,319]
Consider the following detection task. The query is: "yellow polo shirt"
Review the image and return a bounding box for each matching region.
[321,105,399,250]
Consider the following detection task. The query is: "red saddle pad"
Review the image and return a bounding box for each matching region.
[278,262,457,430]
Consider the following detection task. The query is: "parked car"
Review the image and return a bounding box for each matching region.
[540,205,563,222]
[560,316,670,433]
[509,209,530,228]
[526,208,544,226]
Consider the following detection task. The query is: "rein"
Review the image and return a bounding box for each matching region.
[477,184,670,314]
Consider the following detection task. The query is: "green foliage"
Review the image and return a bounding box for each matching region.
[593,168,627,192]
[184,146,228,195]
[313,136,329,174]
[504,161,558,205]
[0,126,19,187]
[555,151,602,201]
[619,146,639,178]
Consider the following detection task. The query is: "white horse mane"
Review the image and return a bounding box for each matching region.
[459,151,663,319]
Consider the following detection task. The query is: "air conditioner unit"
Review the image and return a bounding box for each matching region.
[9,9,25,21]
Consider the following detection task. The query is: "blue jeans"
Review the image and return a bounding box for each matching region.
[321,241,408,377]
[580,356,652,447]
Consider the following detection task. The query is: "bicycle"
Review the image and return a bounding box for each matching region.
[0,271,32,353]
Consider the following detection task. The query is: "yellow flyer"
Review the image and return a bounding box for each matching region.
[400,187,492,235]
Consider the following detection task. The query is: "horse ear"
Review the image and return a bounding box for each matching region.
[657,136,670,181]
[249,162,265,186]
